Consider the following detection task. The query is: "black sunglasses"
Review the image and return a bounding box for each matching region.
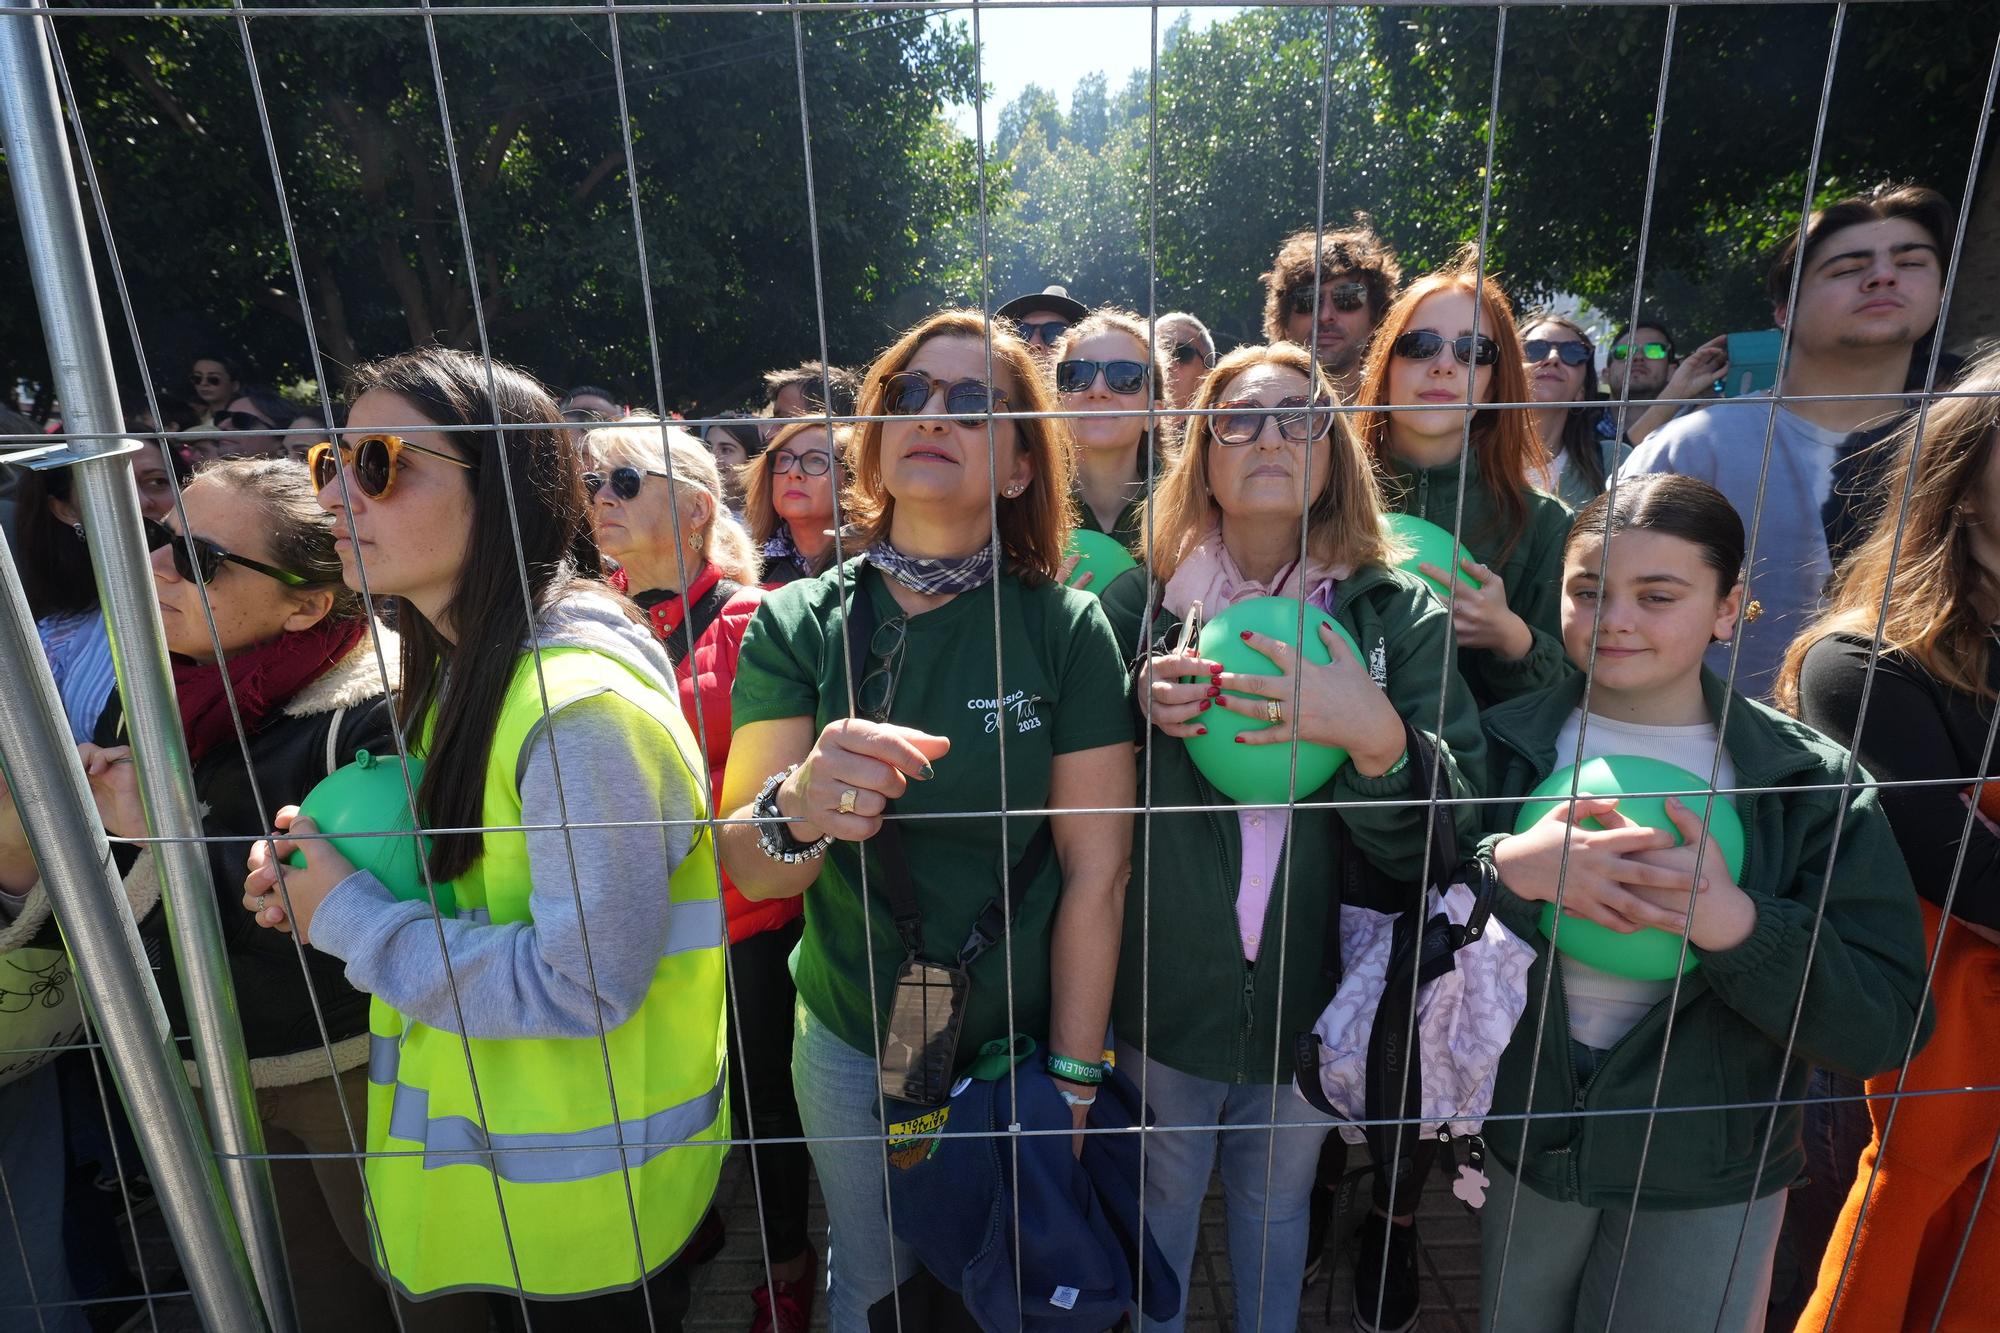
[1391,330,1501,367]
[1170,342,1213,368]
[1016,319,1070,346]
[1056,359,1149,395]
[1524,339,1592,368]
[1288,280,1369,316]
[145,517,309,587]
[212,410,274,433]
[1213,395,1335,446]
[770,448,833,477]
[880,372,1008,427]
[584,465,669,501]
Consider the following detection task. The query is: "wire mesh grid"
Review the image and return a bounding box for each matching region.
[0,2,1997,1332]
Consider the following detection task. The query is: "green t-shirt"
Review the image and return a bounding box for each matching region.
[732,559,1135,1058]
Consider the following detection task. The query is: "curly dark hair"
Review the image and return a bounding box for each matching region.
[1261,217,1404,341]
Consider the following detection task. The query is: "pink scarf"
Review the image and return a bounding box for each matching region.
[1161,526,1348,623]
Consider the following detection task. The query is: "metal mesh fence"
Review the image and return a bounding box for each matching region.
[1,1,1998,1331]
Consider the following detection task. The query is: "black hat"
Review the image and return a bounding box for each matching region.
[996,284,1087,324]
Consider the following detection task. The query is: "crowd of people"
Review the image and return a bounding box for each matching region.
[0,177,1990,1333]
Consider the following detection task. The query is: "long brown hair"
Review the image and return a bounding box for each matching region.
[1352,257,1539,563]
[1776,348,2000,712]
[1141,341,1391,581]
[845,309,1074,583]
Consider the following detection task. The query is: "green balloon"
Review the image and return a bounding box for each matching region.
[1065,528,1139,597]
[1515,755,1746,981]
[286,750,452,917]
[1383,512,1482,601]
[1182,596,1360,805]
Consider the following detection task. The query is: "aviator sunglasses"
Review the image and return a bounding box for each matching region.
[144,517,309,587]
[879,372,1009,427]
[1056,359,1149,395]
[1170,342,1213,368]
[1391,330,1501,367]
[308,434,478,501]
[1288,281,1369,316]
[1523,339,1592,368]
[584,465,670,500]
[1212,395,1336,446]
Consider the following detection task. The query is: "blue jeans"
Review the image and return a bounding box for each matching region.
[791,1002,916,1333]
[1115,1044,1334,1333]
[1479,1155,1785,1333]
[0,1065,88,1333]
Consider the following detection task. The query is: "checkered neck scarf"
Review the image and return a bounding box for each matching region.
[863,539,996,596]
[762,527,816,580]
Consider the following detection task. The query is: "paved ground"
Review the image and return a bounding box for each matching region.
[108,1144,1481,1332]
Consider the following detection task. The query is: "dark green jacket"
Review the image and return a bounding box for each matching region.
[1477,670,1933,1210]
[1100,560,1487,1084]
[1378,451,1574,708]
[1074,433,1167,550]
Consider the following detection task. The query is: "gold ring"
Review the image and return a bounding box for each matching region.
[1265,701,1281,724]
[837,789,858,815]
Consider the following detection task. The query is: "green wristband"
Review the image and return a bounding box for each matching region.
[1382,748,1410,777]
[1045,1053,1105,1085]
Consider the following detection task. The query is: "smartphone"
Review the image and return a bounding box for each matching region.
[1716,329,1783,398]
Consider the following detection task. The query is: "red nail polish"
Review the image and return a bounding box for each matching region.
[1194,727,1207,736]
[1233,735,1245,744]
[1200,698,1212,710]
[1239,630,1252,640]
[1207,684,1220,697]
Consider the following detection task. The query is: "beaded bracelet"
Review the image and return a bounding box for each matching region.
[1046,1053,1105,1085]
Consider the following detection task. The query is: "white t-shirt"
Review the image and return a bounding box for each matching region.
[1549,708,1738,1051]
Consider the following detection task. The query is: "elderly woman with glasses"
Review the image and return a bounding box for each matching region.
[720,309,1137,1332]
[744,420,845,588]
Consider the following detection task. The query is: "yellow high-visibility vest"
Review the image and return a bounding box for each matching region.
[363,647,728,1300]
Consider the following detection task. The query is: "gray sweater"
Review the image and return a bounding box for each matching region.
[309,591,704,1039]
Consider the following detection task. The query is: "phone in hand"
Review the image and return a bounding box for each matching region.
[1715,330,1783,398]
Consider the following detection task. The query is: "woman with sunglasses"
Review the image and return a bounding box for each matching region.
[1101,340,1483,1333]
[744,420,844,587]
[1354,260,1575,709]
[0,458,478,1332]
[1053,308,1174,563]
[719,309,1136,1332]
[243,348,728,1326]
[1522,315,1628,509]
[587,419,822,1332]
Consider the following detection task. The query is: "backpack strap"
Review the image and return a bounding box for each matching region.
[659,577,743,669]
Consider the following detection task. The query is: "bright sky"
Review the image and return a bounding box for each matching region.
[942,5,1240,140]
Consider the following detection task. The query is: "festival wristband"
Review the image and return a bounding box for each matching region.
[1045,1053,1105,1085]
[1382,748,1410,777]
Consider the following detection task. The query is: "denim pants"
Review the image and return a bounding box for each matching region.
[1479,1154,1786,1333]
[1115,1044,1335,1333]
[0,1064,88,1333]
[791,1001,917,1333]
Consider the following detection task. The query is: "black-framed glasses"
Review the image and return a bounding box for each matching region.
[1056,359,1148,395]
[880,372,1008,427]
[307,434,479,501]
[1016,319,1070,346]
[212,410,274,433]
[1288,280,1368,315]
[858,614,909,721]
[584,465,670,500]
[1170,342,1213,368]
[1391,330,1501,367]
[1524,339,1592,368]
[1611,341,1672,362]
[144,517,310,587]
[770,449,833,478]
[1212,396,1335,446]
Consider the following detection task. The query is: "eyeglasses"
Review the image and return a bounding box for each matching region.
[879,372,1008,427]
[1288,281,1369,316]
[1391,330,1500,367]
[1016,320,1070,346]
[212,410,275,433]
[858,614,909,721]
[584,465,670,500]
[190,371,228,387]
[770,449,833,478]
[1056,359,1149,395]
[307,434,478,501]
[1170,342,1213,368]
[1611,341,1671,362]
[1212,396,1335,446]
[563,408,617,425]
[1523,339,1592,368]
[145,517,310,587]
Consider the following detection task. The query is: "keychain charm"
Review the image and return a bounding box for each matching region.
[1452,1134,1491,1210]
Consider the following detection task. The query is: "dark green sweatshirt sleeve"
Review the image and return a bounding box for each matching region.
[1466,494,1574,703]
[1696,779,1934,1080]
[1330,579,1486,882]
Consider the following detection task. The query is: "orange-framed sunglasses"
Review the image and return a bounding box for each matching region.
[307,434,477,501]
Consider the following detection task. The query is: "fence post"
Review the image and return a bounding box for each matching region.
[0,6,296,1329]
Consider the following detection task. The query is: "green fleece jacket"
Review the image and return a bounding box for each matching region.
[1100,561,1486,1085]
[1378,450,1575,708]
[1477,670,1933,1210]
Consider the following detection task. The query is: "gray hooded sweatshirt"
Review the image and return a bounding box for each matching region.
[309,590,705,1039]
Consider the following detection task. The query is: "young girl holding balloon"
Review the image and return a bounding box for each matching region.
[1098,340,1485,1332]
[1474,473,1930,1333]
[1352,259,1575,709]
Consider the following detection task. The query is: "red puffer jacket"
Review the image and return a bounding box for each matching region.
[632,564,802,945]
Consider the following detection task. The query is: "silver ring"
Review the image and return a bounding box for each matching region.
[1265,701,1281,724]
[837,789,858,816]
